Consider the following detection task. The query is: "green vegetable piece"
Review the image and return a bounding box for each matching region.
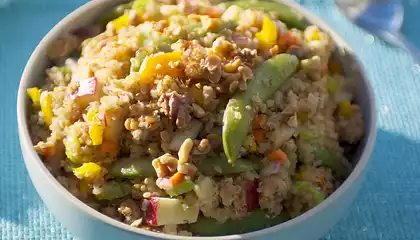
[98,3,131,27]
[298,130,320,141]
[225,0,307,30]
[294,181,325,204]
[299,130,350,177]
[95,182,131,200]
[312,143,350,177]
[166,180,194,197]
[195,155,255,175]
[130,49,149,72]
[187,210,289,236]
[326,76,340,94]
[116,2,133,14]
[223,54,299,164]
[63,161,80,173]
[109,157,156,178]
[132,0,149,10]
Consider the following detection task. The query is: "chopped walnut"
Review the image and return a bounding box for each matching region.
[202,54,222,83]
[185,61,205,81]
[158,92,192,129]
[238,48,259,68]
[192,103,206,118]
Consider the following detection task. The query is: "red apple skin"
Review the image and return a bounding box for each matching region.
[144,197,200,226]
[244,180,259,213]
[145,198,158,226]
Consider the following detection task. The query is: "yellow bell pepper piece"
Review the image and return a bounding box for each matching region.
[27,87,41,107]
[87,109,99,123]
[255,17,278,49]
[337,101,353,118]
[242,135,257,152]
[112,14,130,31]
[40,92,54,126]
[89,123,104,146]
[311,29,321,41]
[112,11,142,31]
[138,52,183,84]
[73,162,102,181]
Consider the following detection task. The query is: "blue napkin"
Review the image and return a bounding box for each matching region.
[1,0,420,239]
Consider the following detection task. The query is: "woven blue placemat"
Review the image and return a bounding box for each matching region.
[2,0,420,239]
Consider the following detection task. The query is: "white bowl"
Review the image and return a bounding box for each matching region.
[17,0,377,239]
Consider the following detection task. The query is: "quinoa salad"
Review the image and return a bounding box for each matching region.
[26,0,365,236]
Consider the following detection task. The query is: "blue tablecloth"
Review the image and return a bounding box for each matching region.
[1,0,420,239]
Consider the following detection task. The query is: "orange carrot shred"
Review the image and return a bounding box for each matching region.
[278,32,298,53]
[321,63,328,73]
[41,145,56,157]
[252,114,266,129]
[268,149,288,163]
[170,172,185,186]
[286,32,298,46]
[100,141,117,153]
[206,6,223,18]
[253,129,266,143]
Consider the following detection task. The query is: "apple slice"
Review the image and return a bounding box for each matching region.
[74,77,101,108]
[100,96,129,143]
[145,197,199,226]
[244,180,259,213]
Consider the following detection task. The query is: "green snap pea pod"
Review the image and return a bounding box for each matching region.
[224,0,307,30]
[94,182,132,200]
[312,142,350,177]
[298,130,350,177]
[223,54,299,164]
[108,157,156,178]
[195,155,255,175]
[166,179,194,197]
[187,210,289,236]
[294,181,325,204]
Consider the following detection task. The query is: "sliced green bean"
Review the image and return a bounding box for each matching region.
[298,130,350,177]
[294,181,325,204]
[108,157,156,178]
[312,143,350,177]
[223,54,299,164]
[195,155,255,175]
[94,182,132,200]
[224,0,307,30]
[187,210,289,236]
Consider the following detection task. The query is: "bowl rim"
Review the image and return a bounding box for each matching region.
[17,0,377,239]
